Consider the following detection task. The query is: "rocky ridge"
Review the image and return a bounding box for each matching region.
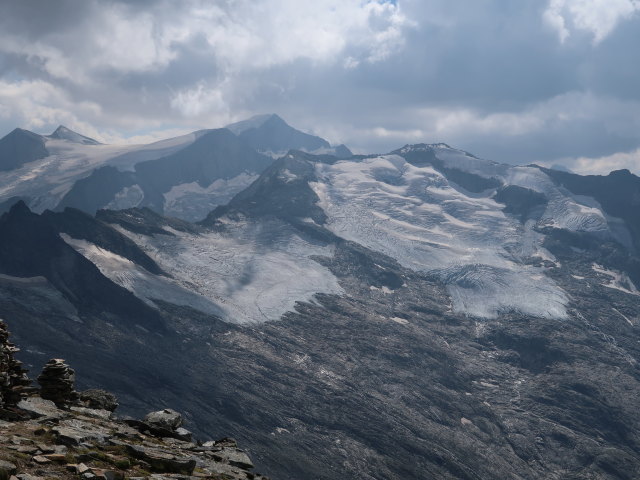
[0,320,268,480]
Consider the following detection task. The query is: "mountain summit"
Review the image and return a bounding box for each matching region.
[0,128,48,171]
[49,125,101,145]
[226,114,351,158]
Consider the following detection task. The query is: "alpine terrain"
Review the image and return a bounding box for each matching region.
[0,117,638,480]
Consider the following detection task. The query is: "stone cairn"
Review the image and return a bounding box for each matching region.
[0,319,32,409]
[37,358,79,407]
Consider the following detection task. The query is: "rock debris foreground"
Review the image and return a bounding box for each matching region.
[0,320,33,412]
[0,319,269,480]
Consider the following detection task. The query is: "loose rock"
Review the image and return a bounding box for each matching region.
[0,460,17,480]
[78,390,118,412]
[0,320,32,410]
[143,409,183,431]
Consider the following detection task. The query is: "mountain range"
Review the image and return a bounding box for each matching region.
[0,114,352,221]
[0,116,638,479]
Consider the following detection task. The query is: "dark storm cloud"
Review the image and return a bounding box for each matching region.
[0,0,638,173]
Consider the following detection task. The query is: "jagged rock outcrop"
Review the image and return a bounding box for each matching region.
[37,359,78,407]
[125,408,193,442]
[78,389,119,412]
[1,322,269,480]
[1,395,269,480]
[0,319,31,409]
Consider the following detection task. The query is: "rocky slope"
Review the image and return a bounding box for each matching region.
[0,142,638,479]
[0,129,48,171]
[0,320,269,480]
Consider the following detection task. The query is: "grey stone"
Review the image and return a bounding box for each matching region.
[52,422,109,446]
[70,406,112,420]
[78,389,118,412]
[91,469,123,480]
[17,445,38,454]
[17,397,63,419]
[144,409,183,431]
[209,448,254,470]
[126,445,196,475]
[173,428,192,442]
[35,443,55,453]
[0,461,17,480]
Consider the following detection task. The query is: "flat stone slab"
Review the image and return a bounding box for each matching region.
[126,445,196,475]
[17,398,64,419]
[53,419,110,446]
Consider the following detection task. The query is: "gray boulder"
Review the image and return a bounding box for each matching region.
[143,409,183,431]
[79,389,118,412]
[0,460,17,480]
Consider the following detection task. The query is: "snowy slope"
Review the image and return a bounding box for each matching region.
[310,153,569,319]
[63,219,343,324]
[306,145,639,319]
[162,173,259,221]
[49,125,101,145]
[226,114,274,135]
[0,133,199,212]
[226,114,351,159]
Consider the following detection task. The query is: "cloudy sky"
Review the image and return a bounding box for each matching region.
[0,0,639,174]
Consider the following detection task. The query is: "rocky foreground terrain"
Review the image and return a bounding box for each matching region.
[0,320,269,480]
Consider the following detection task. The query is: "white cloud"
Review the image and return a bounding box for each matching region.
[0,79,102,133]
[314,90,640,162]
[0,0,408,84]
[418,91,640,139]
[170,82,230,120]
[197,0,409,69]
[0,0,411,123]
[162,0,410,118]
[544,0,640,43]
[0,4,189,82]
[549,148,640,175]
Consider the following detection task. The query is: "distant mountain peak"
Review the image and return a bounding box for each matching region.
[225,114,280,135]
[49,125,101,145]
[0,127,49,171]
[225,113,335,156]
[395,143,453,154]
[7,199,31,216]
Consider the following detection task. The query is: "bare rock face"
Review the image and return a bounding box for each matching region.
[78,389,118,412]
[37,359,78,407]
[0,319,31,409]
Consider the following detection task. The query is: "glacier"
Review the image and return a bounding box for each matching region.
[310,153,569,319]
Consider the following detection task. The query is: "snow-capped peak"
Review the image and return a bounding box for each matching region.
[225,114,279,135]
[49,125,101,145]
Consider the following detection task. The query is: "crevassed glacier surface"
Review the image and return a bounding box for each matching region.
[311,154,569,319]
[66,220,343,324]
